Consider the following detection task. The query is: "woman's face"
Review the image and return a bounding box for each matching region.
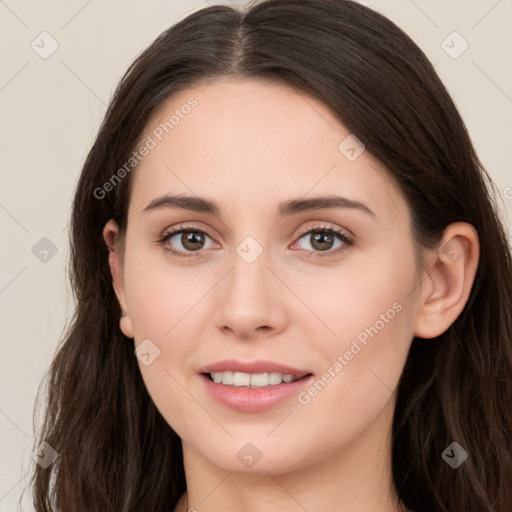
[107,78,424,475]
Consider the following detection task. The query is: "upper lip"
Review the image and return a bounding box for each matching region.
[200,359,312,378]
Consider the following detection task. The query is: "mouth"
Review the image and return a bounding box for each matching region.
[202,371,313,388]
[200,371,315,413]
[198,359,314,412]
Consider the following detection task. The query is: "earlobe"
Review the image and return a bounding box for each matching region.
[413,222,479,339]
[103,219,134,339]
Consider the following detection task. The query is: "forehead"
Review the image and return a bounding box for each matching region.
[128,78,407,222]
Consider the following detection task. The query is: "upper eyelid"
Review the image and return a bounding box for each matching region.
[158,223,354,261]
[295,223,352,238]
[161,222,354,249]
[162,221,352,240]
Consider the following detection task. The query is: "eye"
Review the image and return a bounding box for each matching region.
[157,223,354,258]
[157,224,217,258]
[291,225,354,258]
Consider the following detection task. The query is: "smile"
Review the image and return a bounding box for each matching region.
[207,371,303,387]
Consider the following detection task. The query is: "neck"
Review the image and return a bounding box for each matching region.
[175,398,408,512]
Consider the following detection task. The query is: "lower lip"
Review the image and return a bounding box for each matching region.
[200,373,314,413]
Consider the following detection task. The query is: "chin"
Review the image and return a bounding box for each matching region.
[189,436,314,476]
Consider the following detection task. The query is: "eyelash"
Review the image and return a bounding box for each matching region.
[156,223,354,259]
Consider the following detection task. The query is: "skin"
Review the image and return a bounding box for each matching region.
[103,78,479,512]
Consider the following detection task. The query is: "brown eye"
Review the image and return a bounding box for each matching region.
[158,225,215,257]
[292,226,354,257]
[178,231,206,251]
[307,230,337,251]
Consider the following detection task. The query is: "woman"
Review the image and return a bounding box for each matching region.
[28,0,512,511]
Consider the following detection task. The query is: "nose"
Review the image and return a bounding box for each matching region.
[213,245,287,340]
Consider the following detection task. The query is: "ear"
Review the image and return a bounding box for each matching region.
[103,219,134,339]
[413,222,479,339]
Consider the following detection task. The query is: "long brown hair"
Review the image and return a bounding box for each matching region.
[26,1,512,510]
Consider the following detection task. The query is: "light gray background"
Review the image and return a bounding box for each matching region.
[1,0,511,510]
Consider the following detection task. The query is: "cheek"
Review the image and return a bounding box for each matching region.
[122,249,202,400]
[123,243,206,340]
[292,293,414,455]
[304,252,413,349]
[302,247,416,405]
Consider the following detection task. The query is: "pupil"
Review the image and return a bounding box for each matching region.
[183,231,204,251]
[312,231,333,251]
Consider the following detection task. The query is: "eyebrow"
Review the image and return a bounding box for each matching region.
[142,194,376,218]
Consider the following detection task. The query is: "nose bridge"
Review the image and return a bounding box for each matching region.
[229,233,271,297]
[213,231,284,334]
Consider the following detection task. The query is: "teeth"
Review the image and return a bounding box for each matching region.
[210,371,300,388]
